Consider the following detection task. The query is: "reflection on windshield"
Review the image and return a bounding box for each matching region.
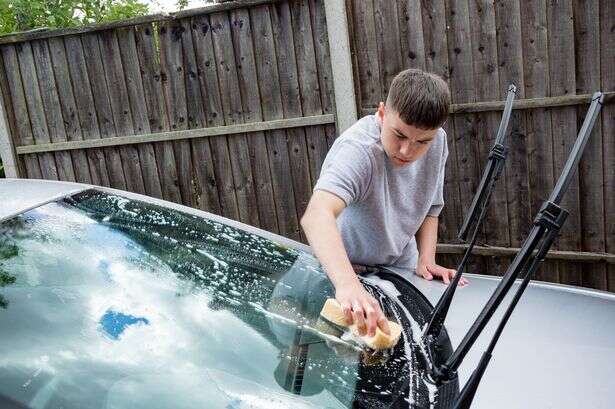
[0,190,430,409]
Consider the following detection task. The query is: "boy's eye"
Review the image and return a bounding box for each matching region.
[417,140,429,145]
[395,133,406,140]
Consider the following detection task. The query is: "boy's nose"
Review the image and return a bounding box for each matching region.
[399,142,411,156]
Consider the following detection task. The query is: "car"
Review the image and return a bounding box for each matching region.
[1,178,614,409]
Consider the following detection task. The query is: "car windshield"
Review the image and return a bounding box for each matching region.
[0,190,431,409]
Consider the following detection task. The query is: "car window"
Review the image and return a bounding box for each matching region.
[0,190,422,409]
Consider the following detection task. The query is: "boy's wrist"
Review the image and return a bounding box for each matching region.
[418,253,436,266]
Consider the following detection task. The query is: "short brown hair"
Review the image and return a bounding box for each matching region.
[386,69,451,129]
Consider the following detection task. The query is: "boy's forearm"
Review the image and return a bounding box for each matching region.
[300,210,359,290]
[416,215,439,263]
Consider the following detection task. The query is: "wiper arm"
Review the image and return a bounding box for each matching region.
[422,85,517,343]
[444,92,604,408]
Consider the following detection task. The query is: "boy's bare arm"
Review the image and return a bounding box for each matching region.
[301,190,390,336]
[415,216,468,286]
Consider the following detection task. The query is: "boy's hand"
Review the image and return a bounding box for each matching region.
[335,279,391,337]
[416,260,469,286]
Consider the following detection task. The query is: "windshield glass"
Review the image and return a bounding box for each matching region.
[0,190,427,409]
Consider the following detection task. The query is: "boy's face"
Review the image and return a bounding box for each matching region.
[376,102,439,167]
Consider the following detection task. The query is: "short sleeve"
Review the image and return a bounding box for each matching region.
[314,141,373,206]
[427,130,448,217]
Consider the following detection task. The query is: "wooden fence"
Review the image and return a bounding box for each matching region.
[346,0,614,292]
[0,0,613,293]
[0,0,337,244]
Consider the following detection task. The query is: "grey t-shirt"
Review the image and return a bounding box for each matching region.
[314,114,448,278]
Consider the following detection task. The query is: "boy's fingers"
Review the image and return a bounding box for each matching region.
[365,306,378,337]
[443,273,451,284]
[377,316,391,335]
[341,302,353,325]
[352,304,367,336]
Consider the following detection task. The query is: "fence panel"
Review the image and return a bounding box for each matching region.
[0,0,336,246]
[348,0,614,290]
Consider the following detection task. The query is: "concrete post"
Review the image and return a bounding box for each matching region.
[324,0,358,134]
[0,96,19,178]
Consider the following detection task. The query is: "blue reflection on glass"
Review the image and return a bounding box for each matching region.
[99,309,150,340]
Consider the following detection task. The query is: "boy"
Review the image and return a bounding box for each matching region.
[300,69,467,338]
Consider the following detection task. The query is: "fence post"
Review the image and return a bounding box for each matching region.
[0,96,19,178]
[324,0,357,134]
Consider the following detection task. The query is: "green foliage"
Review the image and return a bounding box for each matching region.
[0,0,151,35]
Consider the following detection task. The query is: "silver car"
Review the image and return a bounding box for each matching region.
[1,179,614,409]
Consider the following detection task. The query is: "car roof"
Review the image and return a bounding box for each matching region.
[0,179,87,223]
[2,178,615,408]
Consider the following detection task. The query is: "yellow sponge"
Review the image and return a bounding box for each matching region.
[319,298,402,350]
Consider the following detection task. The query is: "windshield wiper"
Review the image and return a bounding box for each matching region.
[443,92,604,408]
[422,85,517,344]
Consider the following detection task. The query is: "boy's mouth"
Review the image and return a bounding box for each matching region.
[393,156,412,165]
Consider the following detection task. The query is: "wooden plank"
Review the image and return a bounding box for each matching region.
[133,24,182,203]
[15,42,59,180]
[47,37,92,184]
[190,14,240,219]
[573,1,607,291]
[116,27,164,199]
[599,0,615,292]
[250,4,300,241]
[63,35,111,187]
[308,0,337,149]
[98,30,147,194]
[0,45,42,178]
[158,20,195,206]
[373,0,403,99]
[177,18,221,214]
[344,0,362,123]
[437,244,615,264]
[0,0,283,45]
[227,7,278,233]
[350,0,383,108]
[30,39,76,182]
[520,0,557,283]
[271,1,313,242]
[210,11,260,226]
[80,33,127,189]
[397,0,426,70]
[0,48,24,178]
[445,0,480,242]
[289,0,329,186]
[468,0,509,277]
[495,0,531,250]
[547,0,581,287]
[421,0,460,266]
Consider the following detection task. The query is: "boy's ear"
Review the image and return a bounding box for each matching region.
[377,102,385,122]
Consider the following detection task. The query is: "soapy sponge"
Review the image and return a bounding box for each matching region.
[319,298,402,350]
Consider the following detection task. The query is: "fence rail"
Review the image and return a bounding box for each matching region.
[15,115,335,154]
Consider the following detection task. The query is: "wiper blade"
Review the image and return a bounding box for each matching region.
[447,91,604,408]
[422,85,517,343]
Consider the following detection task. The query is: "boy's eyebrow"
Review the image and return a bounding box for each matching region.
[393,127,435,142]
[392,127,408,138]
